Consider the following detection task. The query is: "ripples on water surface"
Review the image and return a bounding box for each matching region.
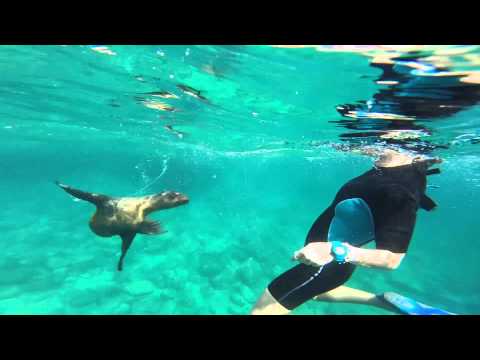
[1,45,479,314]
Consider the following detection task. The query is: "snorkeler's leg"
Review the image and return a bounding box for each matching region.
[250,288,291,315]
[313,285,401,313]
[251,262,355,315]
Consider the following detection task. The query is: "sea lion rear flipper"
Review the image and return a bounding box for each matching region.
[420,194,437,211]
[137,220,165,235]
[55,181,110,206]
[118,232,136,271]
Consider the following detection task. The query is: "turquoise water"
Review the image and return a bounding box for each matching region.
[1,45,479,314]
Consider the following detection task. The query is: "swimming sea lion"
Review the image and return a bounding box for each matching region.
[55,181,189,271]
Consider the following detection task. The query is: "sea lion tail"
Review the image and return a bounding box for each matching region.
[55,181,110,206]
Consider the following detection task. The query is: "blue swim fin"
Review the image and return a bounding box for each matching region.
[379,292,457,315]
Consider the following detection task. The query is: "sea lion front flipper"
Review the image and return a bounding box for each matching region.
[55,181,110,206]
[420,194,437,211]
[118,232,137,271]
[137,219,165,235]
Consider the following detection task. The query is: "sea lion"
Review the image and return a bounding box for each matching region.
[55,181,189,271]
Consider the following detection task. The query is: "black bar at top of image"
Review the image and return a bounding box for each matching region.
[0,8,478,45]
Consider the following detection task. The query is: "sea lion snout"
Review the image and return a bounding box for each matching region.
[153,191,189,208]
[176,193,189,204]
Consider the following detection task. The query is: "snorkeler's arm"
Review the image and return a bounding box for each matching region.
[293,242,405,270]
[345,245,405,270]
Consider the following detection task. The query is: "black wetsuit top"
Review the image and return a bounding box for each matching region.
[306,162,437,253]
[268,162,438,310]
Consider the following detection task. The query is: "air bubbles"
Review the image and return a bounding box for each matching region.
[157,50,165,57]
[169,74,175,79]
[185,48,191,56]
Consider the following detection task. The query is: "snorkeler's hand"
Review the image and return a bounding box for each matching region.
[293,242,334,267]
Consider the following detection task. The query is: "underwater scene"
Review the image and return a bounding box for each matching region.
[1,45,479,314]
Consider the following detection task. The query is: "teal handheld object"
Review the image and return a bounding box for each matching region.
[327,198,375,246]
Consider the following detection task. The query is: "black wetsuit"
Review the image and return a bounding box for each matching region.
[268,162,439,310]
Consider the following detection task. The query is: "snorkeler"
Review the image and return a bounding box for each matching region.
[251,149,443,315]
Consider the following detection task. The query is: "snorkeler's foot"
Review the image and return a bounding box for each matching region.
[375,293,406,314]
[377,292,456,315]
